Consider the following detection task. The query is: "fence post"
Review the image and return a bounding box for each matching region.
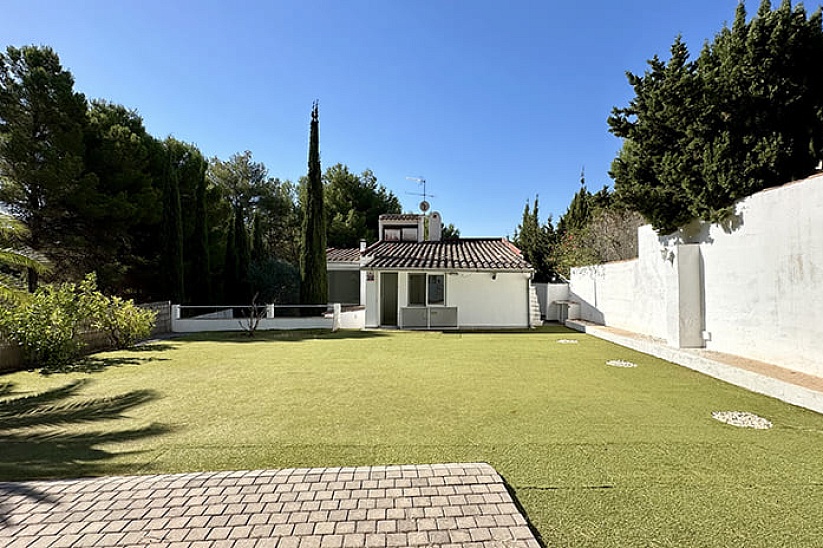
[332,303,341,332]
[267,304,275,319]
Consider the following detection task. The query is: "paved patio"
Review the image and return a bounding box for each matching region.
[0,463,540,548]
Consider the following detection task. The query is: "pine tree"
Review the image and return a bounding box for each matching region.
[0,45,89,290]
[300,102,328,305]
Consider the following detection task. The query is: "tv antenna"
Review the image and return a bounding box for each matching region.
[406,176,434,212]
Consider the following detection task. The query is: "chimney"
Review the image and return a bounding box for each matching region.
[428,212,442,241]
[359,239,367,253]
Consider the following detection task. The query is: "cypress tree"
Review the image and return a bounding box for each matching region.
[235,205,251,302]
[223,210,237,303]
[189,164,211,304]
[300,102,328,305]
[251,212,265,263]
[161,148,185,303]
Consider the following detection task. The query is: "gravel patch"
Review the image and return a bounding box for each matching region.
[711,411,773,429]
[606,359,637,368]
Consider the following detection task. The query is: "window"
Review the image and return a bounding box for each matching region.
[408,273,426,306]
[408,273,445,306]
[427,274,445,305]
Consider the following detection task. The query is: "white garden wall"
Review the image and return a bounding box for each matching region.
[569,174,823,377]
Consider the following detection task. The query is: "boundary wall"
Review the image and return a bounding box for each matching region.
[569,174,823,378]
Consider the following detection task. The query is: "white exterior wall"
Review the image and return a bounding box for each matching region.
[530,283,570,321]
[569,227,669,341]
[569,174,823,377]
[446,271,530,328]
[698,177,823,375]
[363,270,531,328]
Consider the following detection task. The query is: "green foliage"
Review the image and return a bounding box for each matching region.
[513,196,557,282]
[0,274,154,368]
[441,223,460,240]
[188,168,211,304]
[0,45,90,290]
[323,163,401,247]
[248,258,300,304]
[610,2,823,233]
[0,213,50,304]
[91,296,156,349]
[300,102,328,305]
[160,140,185,303]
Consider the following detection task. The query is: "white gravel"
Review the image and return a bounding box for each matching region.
[557,339,579,344]
[606,359,637,368]
[711,411,773,429]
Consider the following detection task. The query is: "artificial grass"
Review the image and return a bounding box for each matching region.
[2,327,822,546]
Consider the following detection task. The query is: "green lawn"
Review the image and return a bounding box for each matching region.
[2,326,823,547]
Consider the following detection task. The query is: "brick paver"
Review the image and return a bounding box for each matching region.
[0,463,540,547]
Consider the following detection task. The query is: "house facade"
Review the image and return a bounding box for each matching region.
[327,213,539,330]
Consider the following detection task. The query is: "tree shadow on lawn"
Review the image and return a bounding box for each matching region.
[34,344,175,375]
[0,379,171,523]
[443,323,579,336]
[178,329,392,344]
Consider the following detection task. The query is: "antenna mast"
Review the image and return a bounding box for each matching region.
[406,176,434,212]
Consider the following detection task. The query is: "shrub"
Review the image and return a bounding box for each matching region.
[92,296,156,349]
[0,273,156,369]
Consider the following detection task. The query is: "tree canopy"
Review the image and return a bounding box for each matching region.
[610,1,823,233]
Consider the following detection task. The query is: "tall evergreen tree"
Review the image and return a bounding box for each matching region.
[160,145,185,303]
[300,102,327,305]
[251,212,265,262]
[234,205,251,302]
[610,1,823,233]
[189,166,211,304]
[0,45,90,290]
[222,210,237,302]
[513,196,556,283]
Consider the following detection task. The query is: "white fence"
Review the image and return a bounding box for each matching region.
[569,174,823,378]
[170,304,366,332]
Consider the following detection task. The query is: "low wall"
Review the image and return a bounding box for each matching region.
[171,316,334,332]
[170,304,343,333]
[569,174,823,377]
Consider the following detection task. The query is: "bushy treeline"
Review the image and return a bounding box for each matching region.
[521,1,823,278]
[610,0,823,233]
[514,181,643,280]
[0,45,400,304]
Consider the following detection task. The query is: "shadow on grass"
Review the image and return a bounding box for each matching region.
[41,355,170,375]
[0,379,171,522]
[442,323,579,336]
[177,329,392,343]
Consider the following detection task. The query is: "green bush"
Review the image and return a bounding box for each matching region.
[0,273,156,369]
[93,296,155,349]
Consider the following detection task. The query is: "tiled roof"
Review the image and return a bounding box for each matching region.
[379,214,422,222]
[363,239,533,271]
[326,248,361,262]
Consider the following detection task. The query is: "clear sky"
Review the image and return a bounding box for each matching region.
[4,1,759,237]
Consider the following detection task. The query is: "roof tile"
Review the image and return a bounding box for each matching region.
[363,239,532,271]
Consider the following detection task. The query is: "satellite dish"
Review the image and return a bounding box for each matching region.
[419,200,430,212]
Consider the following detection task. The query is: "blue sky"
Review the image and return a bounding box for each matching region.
[5,1,755,237]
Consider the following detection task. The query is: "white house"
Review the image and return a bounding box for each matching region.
[327,213,539,329]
